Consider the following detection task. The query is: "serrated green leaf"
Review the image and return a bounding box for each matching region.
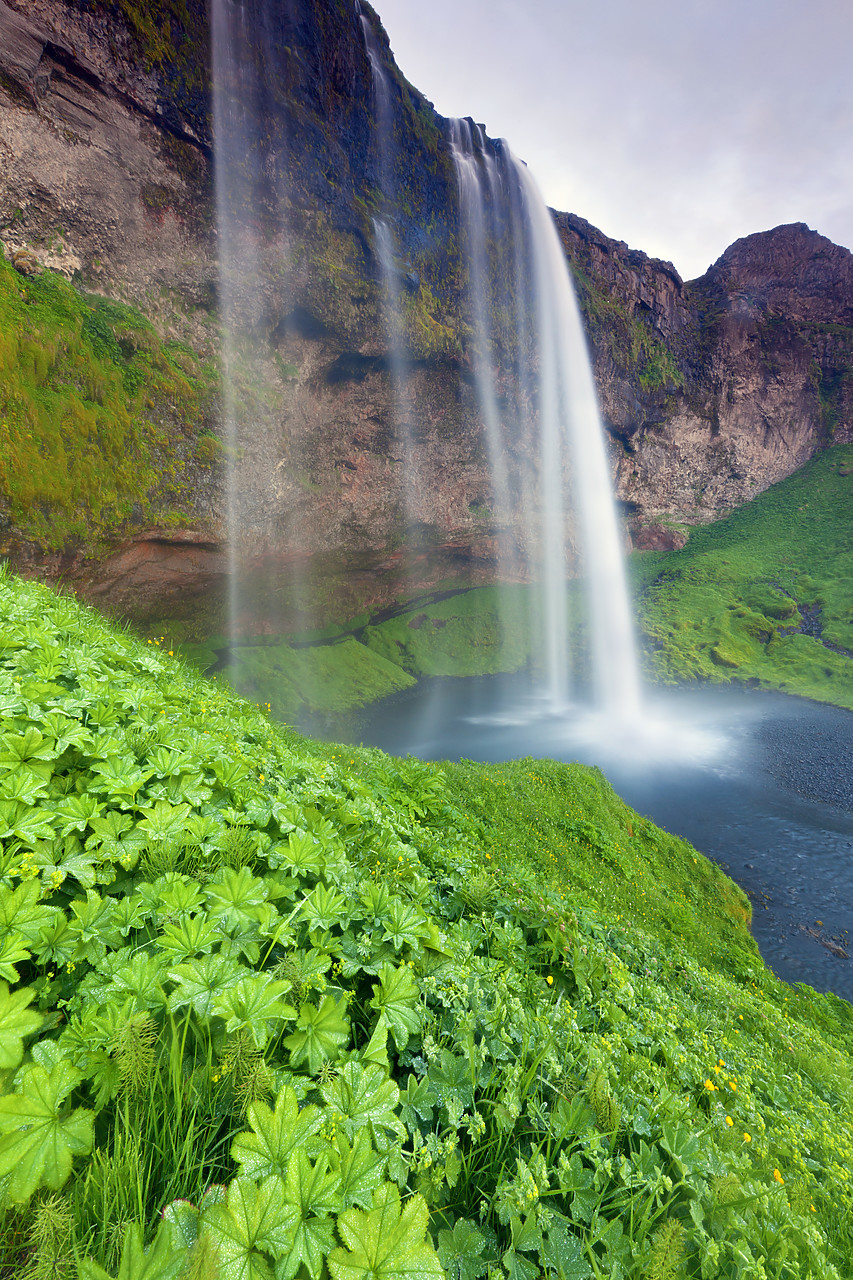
[284,995,349,1075]
[428,1050,473,1112]
[320,1063,404,1142]
[540,1226,592,1280]
[214,975,296,1049]
[328,1184,442,1280]
[0,727,57,766]
[204,1176,299,1280]
[138,799,192,842]
[303,883,350,933]
[158,914,219,960]
[78,1220,187,1280]
[0,800,56,844]
[101,951,168,1010]
[0,767,50,805]
[380,900,430,952]
[205,867,270,934]
[232,1085,324,1180]
[437,1219,488,1280]
[0,982,42,1068]
[0,1060,93,1201]
[69,890,121,961]
[370,963,421,1051]
[280,831,325,878]
[33,913,79,965]
[28,839,99,890]
[168,953,244,1017]
[0,880,56,944]
[88,755,153,803]
[332,1128,387,1210]
[361,1016,389,1070]
[0,931,31,980]
[54,793,103,836]
[398,1075,434,1131]
[276,1149,341,1280]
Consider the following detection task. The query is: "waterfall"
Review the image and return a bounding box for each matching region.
[509,156,642,719]
[211,3,642,727]
[449,121,524,672]
[359,8,419,537]
[211,0,269,656]
[448,125,642,716]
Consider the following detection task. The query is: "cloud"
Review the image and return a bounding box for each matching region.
[376,0,853,278]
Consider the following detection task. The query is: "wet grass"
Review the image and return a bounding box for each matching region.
[635,443,853,708]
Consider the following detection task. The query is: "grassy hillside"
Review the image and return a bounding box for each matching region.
[634,443,853,708]
[0,256,217,549]
[0,565,850,1278]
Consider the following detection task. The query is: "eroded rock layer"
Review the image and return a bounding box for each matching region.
[1,0,850,610]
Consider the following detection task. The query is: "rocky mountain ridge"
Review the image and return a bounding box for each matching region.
[0,0,851,615]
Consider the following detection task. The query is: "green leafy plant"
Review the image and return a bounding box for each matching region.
[0,568,846,1279]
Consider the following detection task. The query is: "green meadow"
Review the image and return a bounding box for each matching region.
[0,566,850,1278]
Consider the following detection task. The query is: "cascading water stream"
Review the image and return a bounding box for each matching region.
[211,0,256,655]
[212,2,642,730]
[448,125,641,717]
[449,121,523,671]
[509,155,643,719]
[358,8,420,531]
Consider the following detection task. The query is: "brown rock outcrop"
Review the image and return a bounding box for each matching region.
[1,0,851,619]
[555,218,853,537]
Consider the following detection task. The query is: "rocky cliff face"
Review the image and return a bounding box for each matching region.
[1,0,851,615]
[556,216,853,548]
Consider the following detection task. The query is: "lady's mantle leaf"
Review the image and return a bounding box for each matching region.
[0,800,57,844]
[168,954,243,1017]
[213,975,296,1050]
[203,1176,299,1280]
[277,1149,342,1280]
[540,1225,592,1280]
[437,1219,488,1280]
[0,931,31,982]
[0,881,57,944]
[284,995,349,1074]
[159,913,220,961]
[138,799,193,842]
[333,1129,387,1210]
[0,1060,94,1201]
[327,1184,442,1280]
[232,1084,324,1179]
[380,900,430,952]
[205,867,271,934]
[320,1064,404,1142]
[370,963,422,1051]
[0,981,42,1068]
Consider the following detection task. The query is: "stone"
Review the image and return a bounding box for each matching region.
[0,0,849,619]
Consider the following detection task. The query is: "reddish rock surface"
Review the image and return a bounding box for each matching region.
[1,0,851,618]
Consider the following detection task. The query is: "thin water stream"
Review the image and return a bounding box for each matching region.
[328,677,853,1001]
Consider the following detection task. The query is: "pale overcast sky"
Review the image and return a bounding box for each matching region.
[375,0,853,281]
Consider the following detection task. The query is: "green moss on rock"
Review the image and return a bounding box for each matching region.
[0,257,217,550]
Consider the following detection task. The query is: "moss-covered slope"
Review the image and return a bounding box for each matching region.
[0,256,218,551]
[636,442,853,707]
[0,567,850,1277]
